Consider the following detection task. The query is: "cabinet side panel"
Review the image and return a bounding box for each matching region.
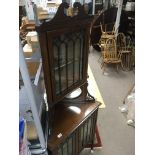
[37,32,54,107]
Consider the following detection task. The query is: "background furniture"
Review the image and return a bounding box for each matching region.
[90,6,130,51]
[117,33,134,71]
[99,22,116,50]
[101,38,122,73]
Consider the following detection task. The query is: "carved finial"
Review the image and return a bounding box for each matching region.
[53,2,69,19]
[73,2,86,16]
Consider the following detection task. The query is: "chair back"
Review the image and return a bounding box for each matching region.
[116,33,125,58]
[100,23,115,37]
[117,33,133,52]
[99,23,116,49]
[103,38,120,61]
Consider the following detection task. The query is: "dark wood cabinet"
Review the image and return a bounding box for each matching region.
[48,102,100,155]
[36,2,100,155]
[36,2,93,107]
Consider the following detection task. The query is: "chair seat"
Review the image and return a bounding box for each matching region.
[104,58,121,63]
[101,34,115,39]
[121,50,132,53]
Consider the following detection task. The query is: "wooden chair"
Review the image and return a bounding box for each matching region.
[116,33,134,71]
[101,38,122,73]
[99,23,116,49]
[98,23,116,64]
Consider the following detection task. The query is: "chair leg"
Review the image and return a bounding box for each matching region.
[116,64,119,73]
[100,62,104,68]
[121,61,123,70]
[103,63,106,74]
[98,54,102,63]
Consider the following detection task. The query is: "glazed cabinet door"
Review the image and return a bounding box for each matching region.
[36,2,93,106]
[47,28,87,102]
[48,108,98,155]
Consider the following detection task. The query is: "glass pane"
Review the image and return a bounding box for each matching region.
[80,126,83,146]
[60,43,67,92]
[60,43,66,66]
[53,45,58,68]
[79,34,84,80]
[72,134,75,155]
[68,137,72,155]
[63,142,67,155]
[74,38,80,83]
[68,40,74,62]
[68,63,74,87]
[58,148,62,155]
[74,61,79,83]
[52,30,85,95]
[55,70,60,95]
[87,118,92,142]
[60,66,67,92]
[53,39,61,95]
[67,40,74,87]
[84,122,87,145]
[75,38,81,60]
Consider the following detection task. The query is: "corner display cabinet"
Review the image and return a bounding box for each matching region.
[36,2,100,155]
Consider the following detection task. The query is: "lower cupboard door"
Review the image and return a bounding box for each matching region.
[57,116,96,155]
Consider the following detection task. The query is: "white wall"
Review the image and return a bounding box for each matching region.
[24,0,35,20]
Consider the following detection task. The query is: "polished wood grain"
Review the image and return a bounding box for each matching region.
[48,101,100,152]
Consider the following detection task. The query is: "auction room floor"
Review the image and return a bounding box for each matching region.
[80,47,135,155]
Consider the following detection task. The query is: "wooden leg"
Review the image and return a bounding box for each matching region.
[90,127,95,150]
[100,62,103,68]
[98,55,102,63]
[121,61,123,70]
[116,64,119,73]
[103,63,106,74]
[91,141,94,151]
[90,131,95,152]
